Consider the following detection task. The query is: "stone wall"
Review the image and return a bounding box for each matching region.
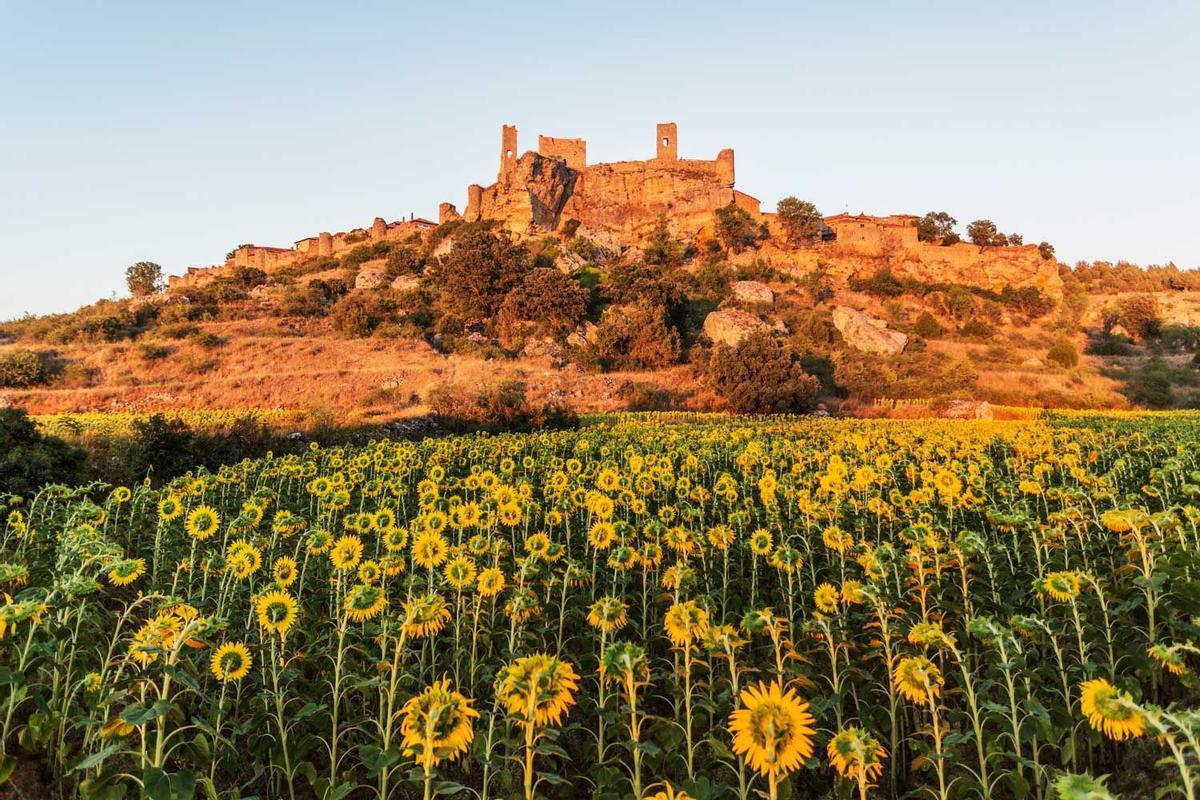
[537,135,587,170]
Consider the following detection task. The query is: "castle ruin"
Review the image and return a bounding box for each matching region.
[441,122,758,244]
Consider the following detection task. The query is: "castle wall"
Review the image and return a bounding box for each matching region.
[537,135,587,170]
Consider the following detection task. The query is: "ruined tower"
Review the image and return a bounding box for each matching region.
[500,124,518,182]
[656,122,678,162]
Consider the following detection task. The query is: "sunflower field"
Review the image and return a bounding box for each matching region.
[1,413,1198,800]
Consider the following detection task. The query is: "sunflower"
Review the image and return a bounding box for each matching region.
[444,556,477,590]
[273,556,298,587]
[412,530,449,569]
[496,653,580,729]
[186,506,220,540]
[1038,571,1083,603]
[400,678,479,769]
[1079,678,1145,740]
[893,656,943,704]
[588,521,618,550]
[329,535,364,571]
[306,529,333,555]
[383,526,409,552]
[749,528,773,556]
[111,486,132,504]
[402,593,452,638]
[106,558,146,587]
[587,595,629,634]
[822,525,854,553]
[254,590,299,638]
[477,567,505,598]
[728,681,816,780]
[645,787,694,800]
[211,642,252,682]
[345,583,388,623]
[357,559,382,584]
[813,582,840,614]
[664,600,709,648]
[524,532,552,559]
[1148,643,1189,676]
[827,726,886,783]
[907,621,953,649]
[157,496,183,521]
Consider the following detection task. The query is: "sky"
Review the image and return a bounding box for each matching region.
[1,0,1198,319]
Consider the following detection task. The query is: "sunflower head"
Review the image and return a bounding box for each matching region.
[1038,571,1084,603]
[728,681,816,779]
[664,600,709,649]
[893,655,943,704]
[496,653,579,729]
[1079,678,1145,741]
[254,590,299,639]
[827,726,886,783]
[402,593,452,638]
[344,584,388,623]
[400,678,479,768]
[587,595,629,635]
[211,642,252,682]
[600,641,649,686]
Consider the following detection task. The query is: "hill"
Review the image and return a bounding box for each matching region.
[2,122,1199,421]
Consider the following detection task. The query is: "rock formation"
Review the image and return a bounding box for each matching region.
[703,309,773,348]
[832,306,908,355]
[731,281,774,305]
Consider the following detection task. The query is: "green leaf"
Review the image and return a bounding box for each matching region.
[71,744,121,773]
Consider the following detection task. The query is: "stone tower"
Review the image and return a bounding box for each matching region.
[500,124,518,182]
[656,122,678,161]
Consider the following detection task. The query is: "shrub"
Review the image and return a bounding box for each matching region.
[0,349,59,387]
[496,268,589,344]
[119,414,197,482]
[999,286,1055,317]
[191,331,226,350]
[1126,357,1174,408]
[707,330,819,413]
[587,305,681,371]
[330,292,395,338]
[386,246,421,276]
[913,311,944,339]
[431,224,531,322]
[714,202,767,253]
[427,380,577,432]
[136,342,171,361]
[276,285,329,317]
[1038,241,1055,260]
[1119,294,1163,340]
[603,262,688,317]
[0,408,85,496]
[642,220,691,267]
[1087,333,1134,357]
[1046,337,1080,368]
[960,318,994,338]
[617,381,680,411]
[849,268,905,297]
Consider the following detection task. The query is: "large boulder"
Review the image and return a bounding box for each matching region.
[731,280,774,305]
[832,307,907,355]
[391,275,420,292]
[566,321,599,349]
[703,309,772,348]
[942,400,994,420]
[355,267,390,290]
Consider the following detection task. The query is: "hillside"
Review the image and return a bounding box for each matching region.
[2,122,1199,420]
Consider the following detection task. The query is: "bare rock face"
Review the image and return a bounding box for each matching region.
[566,321,598,349]
[468,152,577,235]
[355,267,390,290]
[832,307,908,355]
[703,309,772,348]
[731,280,774,305]
[391,275,420,292]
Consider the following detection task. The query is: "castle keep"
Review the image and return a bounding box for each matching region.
[441,123,760,244]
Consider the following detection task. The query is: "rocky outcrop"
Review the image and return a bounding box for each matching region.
[942,400,994,420]
[391,275,420,292]
[832,307,908,355]
[465,152,577,235]
[703,309,772,348]
[732,280,774,305]
[355,267,390,290]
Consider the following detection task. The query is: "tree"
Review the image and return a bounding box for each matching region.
[714,202,767,254]
[707,330,820,413]
[642,220,689,267]
[913,311,944,339]
[776,197,824,245]
[433,224,531,322]
[0,408,85,497]
[587,304,681,371]
[1119,293,1163,340]
[1046,337,1080,368]
[1007,233,1024,246]
[966,220,998,247]
[1038,241,1055,261]
[916,212,959,245]
[497,268,589,343]
[126,261,164,297]
[604,261,687,316]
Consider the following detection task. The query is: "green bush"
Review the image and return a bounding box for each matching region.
[330,292,395,338]
[0,349,59,387]
[707,330,819,413]
[427,380,577,433]
[0,408,85,496]
[586,305,681,371]
[496,268,589,344]
[1046,337,1080,368]
[913,311,944,339]
[849,268,905,297]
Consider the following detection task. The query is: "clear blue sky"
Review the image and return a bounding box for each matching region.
[2,1,1197,319]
